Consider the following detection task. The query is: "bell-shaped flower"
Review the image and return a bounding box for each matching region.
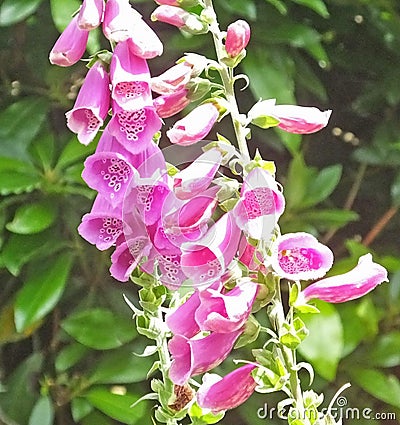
[173,148,222,200]
[110,40,152,111]
[151,61,193,95]
[158,253,187,289]
[168,329,242,385]
[102,0,142,43]
[271,232,334,281]
[180,212,241,286]
[127,18,163,59]
[167,103,219,146]
[108,102,162,154]
[238,237,265,271]
[49,16,89,67]
[77,0,104,30]
[197,364,257,412]
[151,5,207,34]
[65,61,110,145]
[154,89,190,118]
[233,167,285,241]
[166,291,201,338]
[300,254,388,304]
[195,278,259,333]
[78,195,123,250]
[225,20,251,58]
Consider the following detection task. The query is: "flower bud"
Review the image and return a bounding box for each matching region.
[225,20,251,57]
[77,0,105,30]
[151,5,208,34]
[154,89,190,118]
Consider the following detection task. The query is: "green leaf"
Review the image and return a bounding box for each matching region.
[290,0,329,18]
[29,396,54,425]
[55,343,90,372]
[264,0,288,14]
[298,300,343,381]
[0,98,49,161]
[0,0,44,26]
[284,154,311,209]
[50,0,81,32]
[391,170,400,206]
[292,209,359,230]
[14,252,73,332]
[62,308,137,350]
[368,331,400,368]
[56,137,97,170]
[6,200,57,234]
[220,0,257,20]
[0,170,41,196]
[85,388,146,425]
[71,398,94,423]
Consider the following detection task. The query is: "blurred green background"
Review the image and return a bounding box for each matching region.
[0,0,399,424]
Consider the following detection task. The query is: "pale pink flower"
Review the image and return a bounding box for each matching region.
[77,0,104,30]
[151,61,193,95]
[225,20,251,57]
[127,18,163,59]
[154,89,190,118]
[151,5,207,33]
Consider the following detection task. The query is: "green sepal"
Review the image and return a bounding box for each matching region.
[189,402,225,424]
[234,314,261,348]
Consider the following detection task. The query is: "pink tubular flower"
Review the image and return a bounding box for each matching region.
[127,18,163,59]
[195,278,259,333]
[65,62,110,145]
[273,105,332,134]
[180,212,241,286]
[233,167,285,241]
[166,291,201,338]
[49,16,89,67]
[197,364,257,412]
[168,329,242,385]
[271,232,334,281]
[77,0,104,30]
[110,40,152,110]
[301,254,388,304]
[166,103,219,146]
[78,195,123,251]
[154,89,190,118]
[225,20,251,57]
[151,62,193,95]
[151,5,207,33]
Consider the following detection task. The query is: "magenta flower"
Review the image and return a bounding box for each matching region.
[110,40,152,111]
[108,103,162,154]
[168,329,242,385]
[195,278,259,333]
[273,105,332,134]
[197,364,257,412]
[154,89,190,118]
[225,20,251,57]
[65,62,110,145]
[151,62,193,95]
[271,232,334,281]
[127,18,163,59]
[180,212,241,286]
[49,16,89,67]
[166,291,201,338]
[158,253,188,289]
[301,254,388,304]
[238,237,265,271]
[173,148,222,200]
[77,0,104,30]
[233,167,285,241]
[151,5,207,33]
[78,195,123,250]
[167,103,219,146]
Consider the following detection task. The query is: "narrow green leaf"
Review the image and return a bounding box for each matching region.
[368,331,400,368]
[50,0,81,32]
[284,154,312,209]
[0,0,44,26]
[71,398,93,423]
[62,308,137,350]
[290,0,329,18]
[0,170,41,196]
[14,253,74,332]
[29,396,54,425]
[391,170,400,206]
[85,388,146,425]
[55,343,90,372]
[220,0,257,20]
[6,200,57,234]
[264,0,288,14]
[294,209,359,230]
[56,137,97,170]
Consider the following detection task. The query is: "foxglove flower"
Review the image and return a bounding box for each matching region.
[65,62,110,145]
[167,103,219,146]
[127,18,163,59]
[181,212,241,286]
[77,0,104,30]
[195,278,259,333]
[166,291,201,338]
[300,254,388,303]
[225,20,251,57]
[78,195,123,250]
[151,5,207,34]
[110,40,152,110]
[271,232,334,281]
[49,16,89,67]
[233,167,285,241]
[154,89,190,118]
[168,329,242,385]
[108,102,162,154]
[151,61,193,95]
[197,365,257,412]
[238,237,265,271]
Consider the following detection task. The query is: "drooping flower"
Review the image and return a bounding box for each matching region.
[167,103,219,146]
[300,253,388,303]
[197,365,257,412]
[77,0,105,30]
[271,232,334,281]
[151,5,207,34]
[65,61,110,145]
[195,278,259,333]
[180,212,241,286]
[168,329,242,385]
[166,291,201,338]
[233,167,285,241]
[49,16,89,67]
[110,40,152,111]
[225,20,251,58]
[127,18,163,59]
[151,61,193,95]
[154,89,190,118]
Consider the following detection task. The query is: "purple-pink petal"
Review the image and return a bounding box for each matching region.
[127,19,163,59]
[225,20,251,58]
[166,291,201,338]
[77,0,104,30]
[154,89,190,118]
